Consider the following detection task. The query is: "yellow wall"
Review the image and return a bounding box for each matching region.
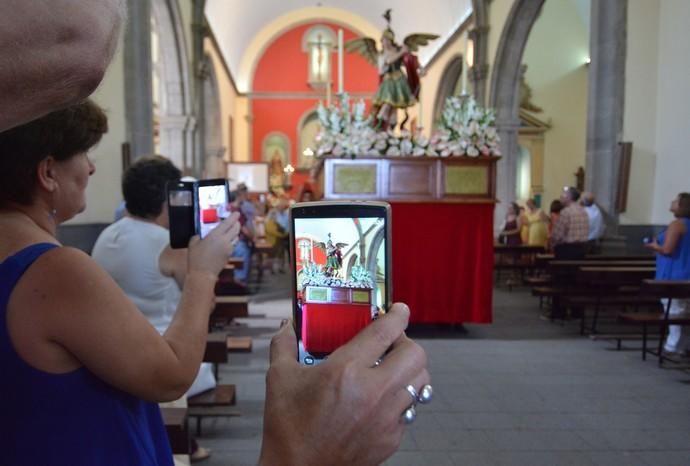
[521,0,589,206]
[621,0,659,225]
[67,37,127,225]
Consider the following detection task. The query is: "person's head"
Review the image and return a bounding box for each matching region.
[671,192,690,218]
[122,156,181,224]
[526,198,537,211]
[507,202,520,217]
[236,182,249,201]
[381,28,397,49]
[581,191,595,207]
[550,199,563,214]
[560,186,580,206]
[0,99,107,222]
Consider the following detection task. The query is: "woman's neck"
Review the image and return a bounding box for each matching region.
[0,205,58,238]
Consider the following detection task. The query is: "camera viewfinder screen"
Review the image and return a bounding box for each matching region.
[294,216,387,365]
[197,184,229,238]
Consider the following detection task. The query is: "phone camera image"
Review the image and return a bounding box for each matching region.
[294,215,387,365]
[197,184,230,239]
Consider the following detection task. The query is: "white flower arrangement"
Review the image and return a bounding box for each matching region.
[314,94,501,158]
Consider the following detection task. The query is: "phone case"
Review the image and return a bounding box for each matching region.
[168,181,195,249]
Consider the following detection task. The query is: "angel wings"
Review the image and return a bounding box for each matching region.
[344,33,439,66]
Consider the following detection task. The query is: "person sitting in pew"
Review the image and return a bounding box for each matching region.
[646,192,690,356]
[92,156,217,461]
[0,100,431,465]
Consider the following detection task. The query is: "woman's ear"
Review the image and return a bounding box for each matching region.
[36,157,59,193]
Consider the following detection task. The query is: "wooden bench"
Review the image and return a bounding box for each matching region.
[187,384,238,436]
[619,280,690,366]
[211,295,250,326]
[160,407,191,455]
[204,332,229,378]
[227,336,253,352]
[494,244,545,289]
[535,260,654,318]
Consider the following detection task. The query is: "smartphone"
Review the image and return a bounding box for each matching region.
[167,180,195,249]
[195,179,231,239]
[290,201,392,365]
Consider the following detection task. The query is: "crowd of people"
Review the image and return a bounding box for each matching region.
[499,187,606,259]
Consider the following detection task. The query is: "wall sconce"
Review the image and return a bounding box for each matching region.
[303,148,314,157]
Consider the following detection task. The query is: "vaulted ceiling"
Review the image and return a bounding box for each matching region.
[205,0,473,92]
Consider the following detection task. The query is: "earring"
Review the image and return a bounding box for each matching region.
[49,208,57,220]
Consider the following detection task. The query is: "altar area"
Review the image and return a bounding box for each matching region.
[319,155,497,325]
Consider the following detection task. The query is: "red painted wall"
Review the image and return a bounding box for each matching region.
[251,21,379,194]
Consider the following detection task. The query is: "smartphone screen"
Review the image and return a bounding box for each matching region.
[291,202,391,365]
[168,181,195,249]
[196,179,230,239]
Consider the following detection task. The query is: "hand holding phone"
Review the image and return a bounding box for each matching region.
[260,303,430,466]
[167,178,230,248]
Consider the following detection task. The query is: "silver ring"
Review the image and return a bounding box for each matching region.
[372,357,383,368]
[417,384,433,404]
[405,385,419,405]
[402,405,416,424]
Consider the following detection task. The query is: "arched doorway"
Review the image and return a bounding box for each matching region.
[297,109,319,170]
[488,0,546,227]
[432,55,463,124]
[151,0,194,172]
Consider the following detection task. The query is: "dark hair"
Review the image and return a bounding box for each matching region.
[509,202,520,215]
[122,156,181,219]
[550,199,563,214]
[676,192,690,218]
[0,99,108,206]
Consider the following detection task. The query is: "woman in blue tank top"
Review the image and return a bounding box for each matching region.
[647,192,690,354]
[0,100,240,465]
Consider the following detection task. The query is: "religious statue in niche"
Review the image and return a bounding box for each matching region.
[345,9,438,130]
[519,72,543,113]
[269,149,285,194]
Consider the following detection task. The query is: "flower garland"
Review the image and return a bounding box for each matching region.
[314,94,501,158]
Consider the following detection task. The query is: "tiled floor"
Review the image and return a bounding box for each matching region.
[200,273,690,466]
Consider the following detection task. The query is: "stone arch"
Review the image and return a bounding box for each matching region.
[151,0,195,172]
[202,53,224,177]
[237,7,378,92]
[470,0,490,105]
[432,54,463,125]
[488,0,545,228]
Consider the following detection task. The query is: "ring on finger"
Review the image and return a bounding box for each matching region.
[402,405,416,424]
[405,384,419,406]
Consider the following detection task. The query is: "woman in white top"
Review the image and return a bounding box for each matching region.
[93,157,215,396]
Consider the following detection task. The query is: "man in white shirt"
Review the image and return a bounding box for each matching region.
[581,192,606,242]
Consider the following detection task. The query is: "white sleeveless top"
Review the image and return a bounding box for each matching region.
[92,217,180,335]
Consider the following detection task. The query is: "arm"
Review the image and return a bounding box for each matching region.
[648,220,686,256]
[14,216,239,402]
[0,0,125,131]
[159,246,189,289]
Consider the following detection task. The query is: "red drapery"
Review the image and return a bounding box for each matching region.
[390,202,494,324]
[301,303,373,353]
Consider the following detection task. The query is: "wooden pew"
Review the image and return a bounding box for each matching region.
[210,295,250,327]
[571,266,657,335]
[160,407,191,455]
[533,260,655,320]
[187,385,239,436]
[619,280,690,366]
[494,244,545,288]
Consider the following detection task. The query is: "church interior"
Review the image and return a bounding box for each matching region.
[5,0,690,465]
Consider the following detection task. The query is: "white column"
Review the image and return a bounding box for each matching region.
[461,30,468,95]
[337,29,344,95]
